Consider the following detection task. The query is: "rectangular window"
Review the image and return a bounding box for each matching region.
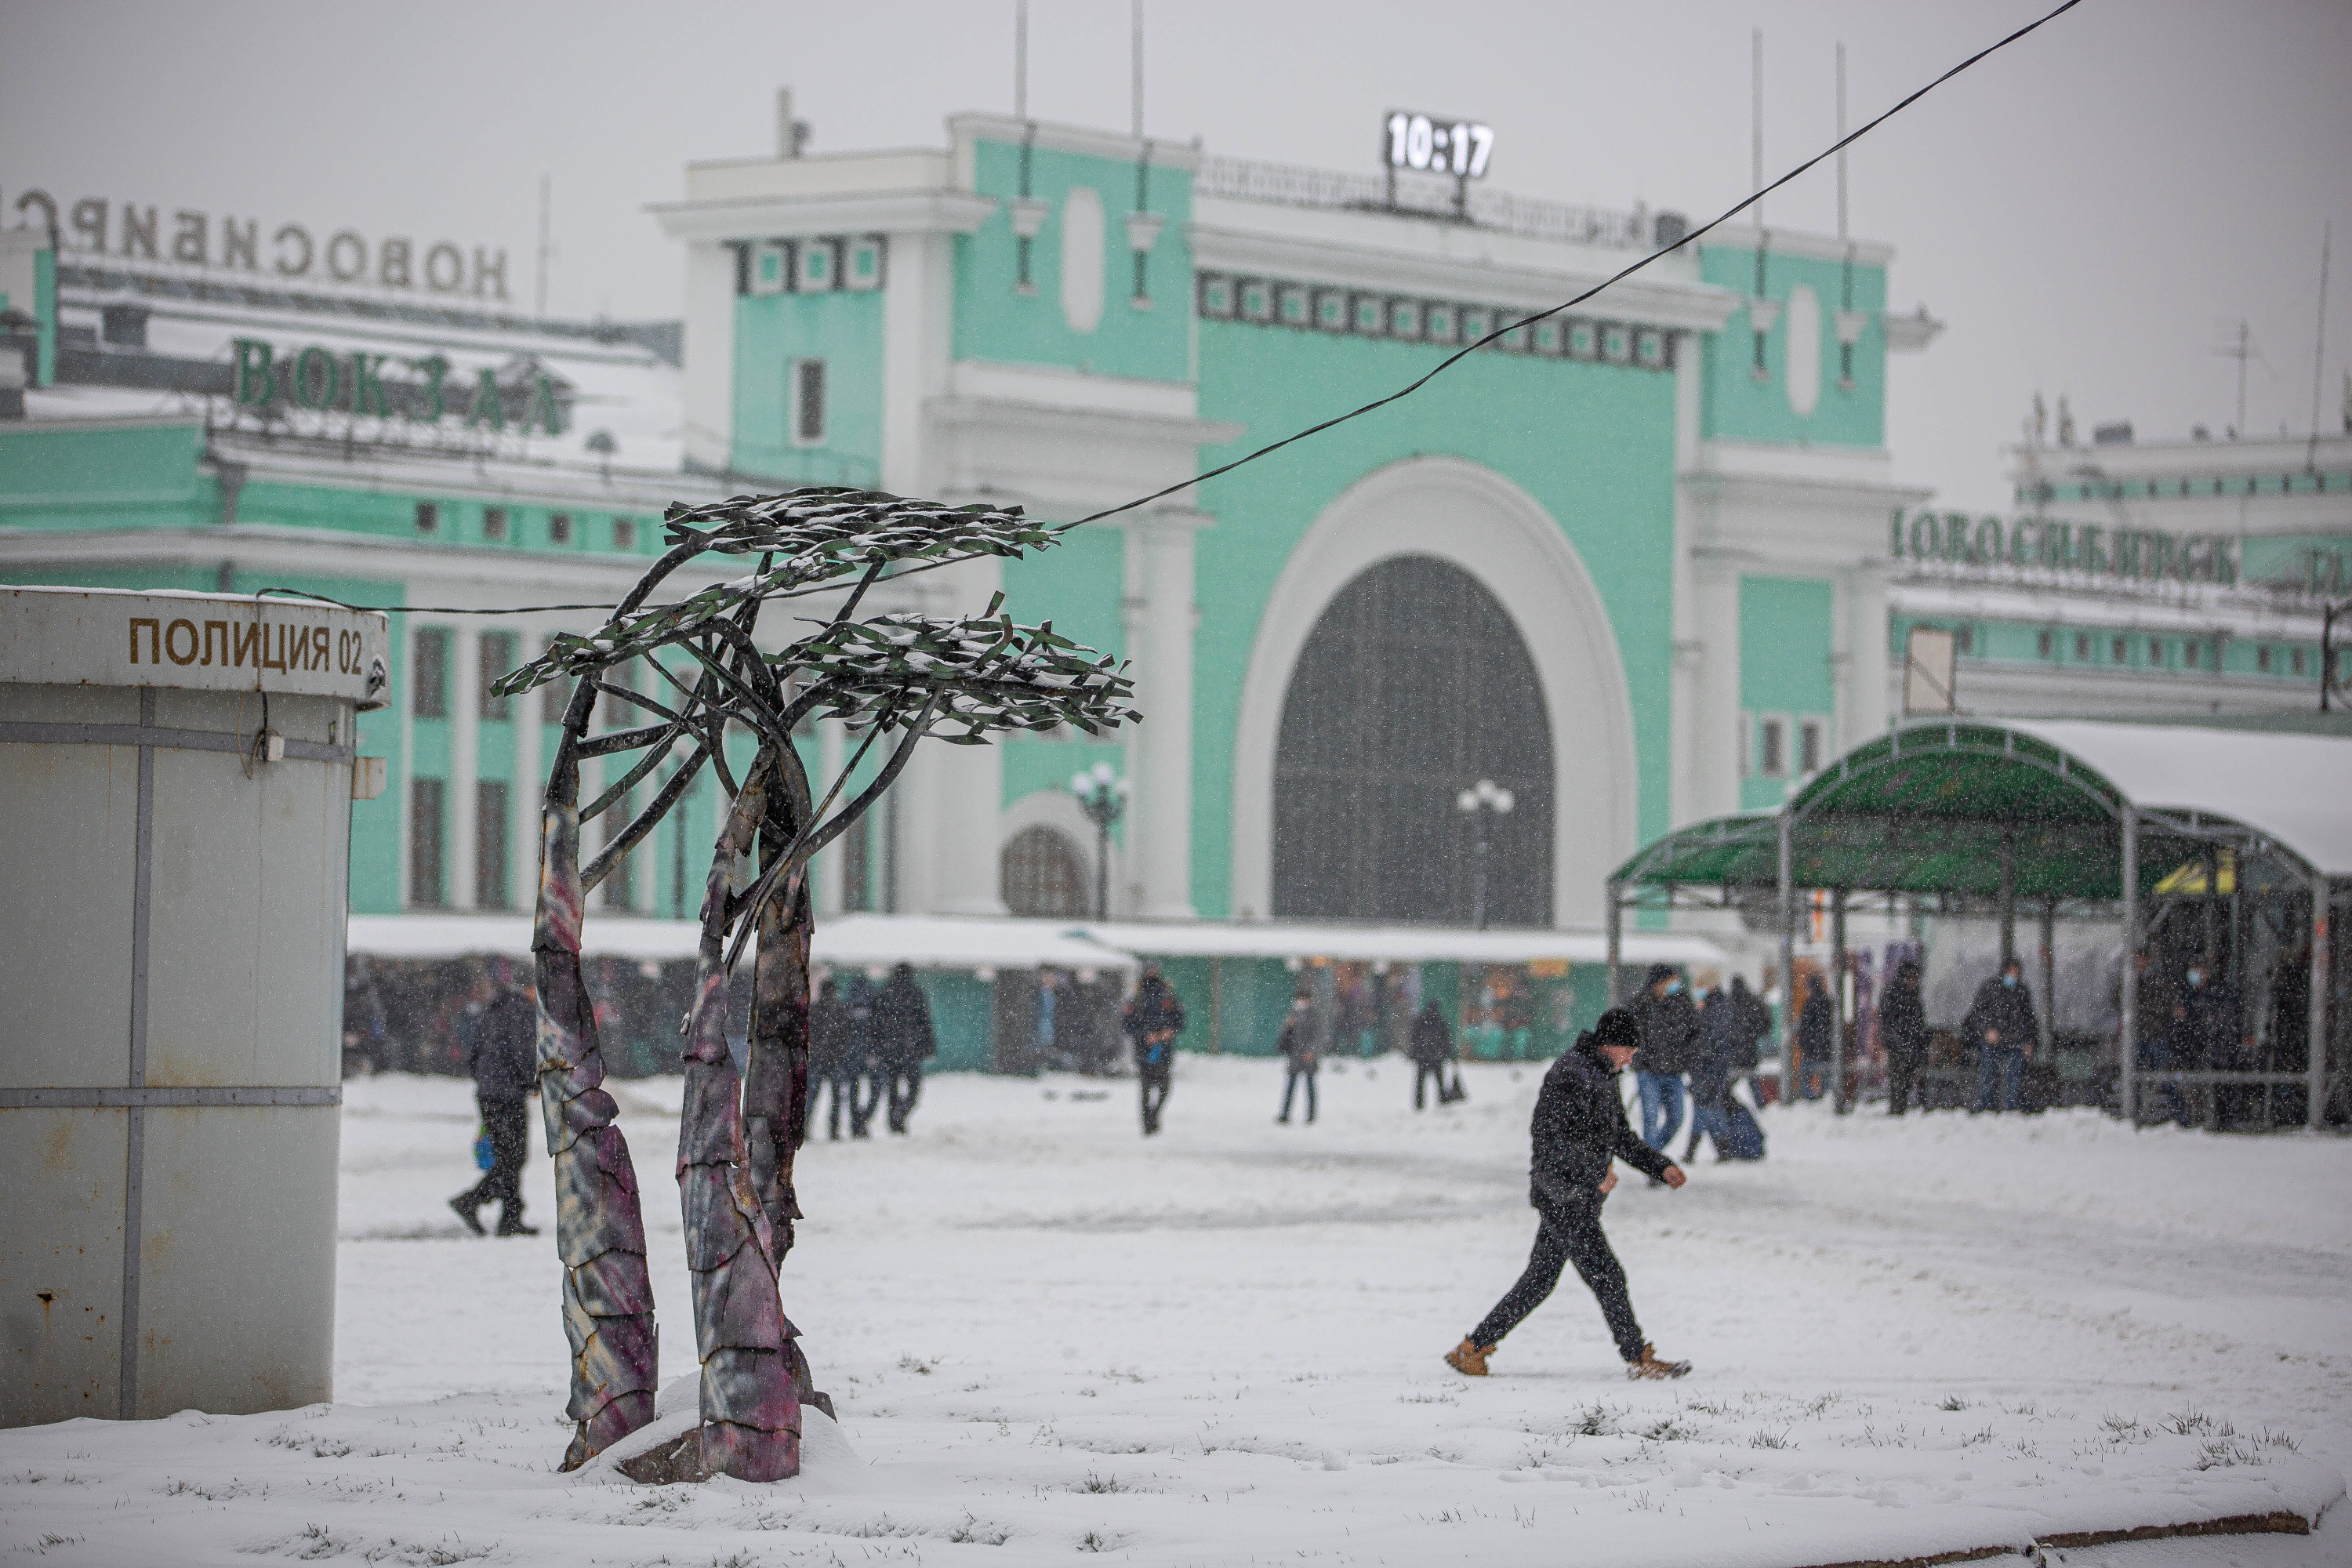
[1798,717,1827,775]
[602,792,635,908]
[2292,648,2309,676]
[415,501,438,535]
[2075,633,2092,661]
[2183,640,2201,669]
[2148,638,2165,666]
[409,778,445,908]
[2037,630,2053,659]
[1955,626,1975,655]
[612,516,637,551]
[541,638,570,724]
[2257,645,2273,673]
[475,780,510,910]
[1737,711,1753,777]
[412,627,449,717]
[482,506,508,541]
[477,631,514,720]
[549,512,573,545]
[1759,716,1788,778]
[2111,636,2129,664]
[793,358,826,445]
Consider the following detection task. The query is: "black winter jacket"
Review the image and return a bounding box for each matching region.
[1528,1038,1673,1214]
[1409,1007,1454,1065]
[1878,979,1929,1066]
[467,992,539,1100]
[1961,975,2038,1053]
[1631,986,1699,1075]
[871,977,937,1069]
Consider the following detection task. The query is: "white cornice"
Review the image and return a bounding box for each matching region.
[1699,230,1896,267]
[948,359,1201,422]
[1189,216,1735,333]
[949,114,1204,172]
[927,394,1243,449]
[1686,440,1928,511]
[205,437,729,512]
[649,191,997,243]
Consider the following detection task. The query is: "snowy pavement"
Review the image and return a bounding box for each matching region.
[5,1058,2347,1566]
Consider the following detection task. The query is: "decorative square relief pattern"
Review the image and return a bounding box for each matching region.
[1192,272,1671,371]
[733,234,888,296]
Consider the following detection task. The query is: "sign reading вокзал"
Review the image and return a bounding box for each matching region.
[0,588,390,710]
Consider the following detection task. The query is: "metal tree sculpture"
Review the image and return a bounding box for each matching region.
[495,487,1137,1483]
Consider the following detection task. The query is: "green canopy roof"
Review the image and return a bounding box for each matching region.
[1613,720,2334,903]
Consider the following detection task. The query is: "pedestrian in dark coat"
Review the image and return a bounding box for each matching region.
[1409,999,1456,1111]
[842,975,883,1137]
[1123,965,1185,1135]
[1880,960,1929,1116]
[809,977,858,1141]
[449,974,539,1236]
[1275,993,1319,1124]
[872,963,936,1134]
[1445,1008,1691,1381]
[1629,964,1697,1152]
[1684,978,1738,1156]
[1963,956,2038,1113]
[1795,973,1835,1102]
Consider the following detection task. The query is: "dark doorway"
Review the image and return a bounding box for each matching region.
[1001,825,1090,917]
[1272,555,1553,924]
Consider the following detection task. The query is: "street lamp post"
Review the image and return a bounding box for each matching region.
[1454,778,1515,931]
[1069,761,1129,920]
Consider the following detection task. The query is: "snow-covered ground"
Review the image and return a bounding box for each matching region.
[6,1058,2347,1566]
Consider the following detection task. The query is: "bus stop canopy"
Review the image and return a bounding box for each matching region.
[1606,719,2349,1128]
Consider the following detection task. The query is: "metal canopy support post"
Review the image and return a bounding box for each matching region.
[2310,876,2331,1133]
[2038,896,2056,1056]
[2120,805,2140,1127]
[1777,810,1795,1103]
[1998,829,2016,967]
[1830,887,1849,1113]
[1605,880,1624,1010]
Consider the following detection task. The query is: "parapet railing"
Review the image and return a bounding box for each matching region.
[1194,155,1650,250]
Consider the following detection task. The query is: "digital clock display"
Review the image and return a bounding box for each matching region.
[1384,111,1494,178]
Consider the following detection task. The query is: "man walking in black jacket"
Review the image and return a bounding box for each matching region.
[1964,956,2038,1114]
[1445,1008,1691,1381]
[449,969,539,1237]
[1630,965,1697,1153]
[873,964,937,1134]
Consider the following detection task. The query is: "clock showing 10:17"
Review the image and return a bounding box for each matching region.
[1384,111,1495,178]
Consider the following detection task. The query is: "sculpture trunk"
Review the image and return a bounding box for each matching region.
[532,784,659,1472]
[669,748,802,1481]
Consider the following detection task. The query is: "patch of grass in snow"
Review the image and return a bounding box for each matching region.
[1398,1391,1457,1405]
[1936,1394,1969,1412]
[1962,1424,1998,1447]
[1073,1472,1130,1494]
[30,1536,82,1554]
[947,1514,1012,1545]
[1571,1402,1621,1437]
[1748,1429,1793,1450]
[895,1354,938,1376]
[1077,1530,1115,1552]
[2099,1414,2151,1444]
[268,1431,355,1459]
[165,1476,267,1501]
[2163,1406,2212,1435]
[1640,1416,1698,1443]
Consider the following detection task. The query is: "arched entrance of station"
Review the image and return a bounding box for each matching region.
[1228,456,1638,929]
[1272,556,1554,924]
[1000,824,1090,917]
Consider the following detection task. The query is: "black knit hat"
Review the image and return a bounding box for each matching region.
[1593,1007,1641,1050]
[1644,963,1677,986]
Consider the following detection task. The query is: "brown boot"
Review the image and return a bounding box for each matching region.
[1625,1343,1691,1381]
[1443,1338,1494,1377]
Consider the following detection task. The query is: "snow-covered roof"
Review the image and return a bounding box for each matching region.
[344,913,1727,971]
[2007,720,2352,879]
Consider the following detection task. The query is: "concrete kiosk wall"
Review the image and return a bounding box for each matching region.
[0,587,387,1426]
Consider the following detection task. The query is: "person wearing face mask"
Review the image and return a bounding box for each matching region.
[1963,956,2039,1114]
[1629,964,1698,1153]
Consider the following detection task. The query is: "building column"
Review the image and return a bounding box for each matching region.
[1841,563,1890,746]
[813,717,846,916]
[896,552,1007,916]
[1668,331,1705,829]
[449,625,479,910]
[1121,510,1208,920]
[681,241,738,474]
[510,636,542,913]
[1690,552,1746,822]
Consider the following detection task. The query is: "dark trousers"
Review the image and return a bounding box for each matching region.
[1470,1202,1644,1363]
[1139,1065,1171,1134]
[1279,1065,1317,1122]
[1887,1053,1922,1116]
[884,1066,923,1133]
[1414,1061,1447,1109]
[1973,1044,2023,1112]
[819,1070,858,1138]
[457,1094,529,1227]
[849,1068,883,1136]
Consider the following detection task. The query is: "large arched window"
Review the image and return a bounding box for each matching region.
[1001,825,1090,918]
[1272,555,1553,924]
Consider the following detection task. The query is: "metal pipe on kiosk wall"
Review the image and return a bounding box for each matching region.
[2119,806,2139,1127]
[2310,876,2331,1133]
[1605,880,1624,1011]
[1998,830,2016,967]
[1777,809,1795,1104]
[2038,896,2056,1057]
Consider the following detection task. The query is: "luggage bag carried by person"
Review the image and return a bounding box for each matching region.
[1714,1096,1766,1161]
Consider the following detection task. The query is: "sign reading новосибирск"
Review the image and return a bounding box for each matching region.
[5,184,510,300]
[1892,509,2238,586]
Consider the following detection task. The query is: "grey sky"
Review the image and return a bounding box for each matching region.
[5,0,2347,514]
